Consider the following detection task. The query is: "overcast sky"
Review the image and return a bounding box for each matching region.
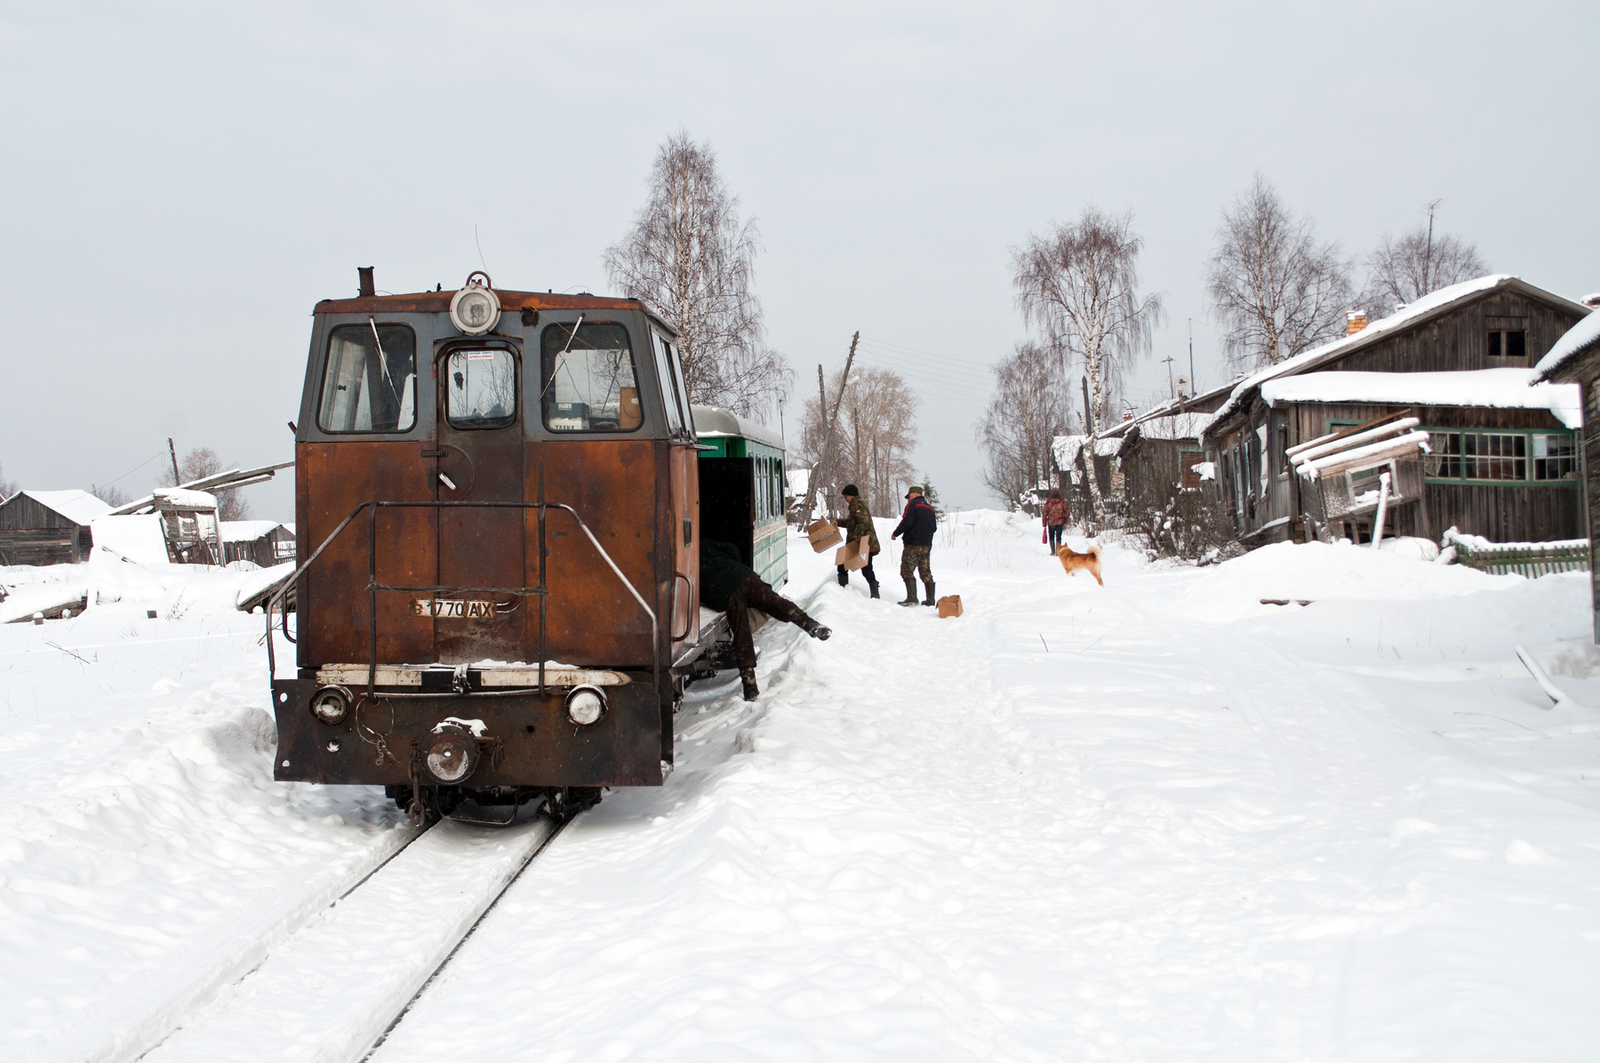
[3,1,1596,518]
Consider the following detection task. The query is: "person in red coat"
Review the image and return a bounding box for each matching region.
[1042,488,1070,551]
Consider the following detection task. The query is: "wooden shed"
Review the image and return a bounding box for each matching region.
[0,490,113,566]
[1202,275,1590,545]
[219,521,297,567]
[1531,305,1600,640]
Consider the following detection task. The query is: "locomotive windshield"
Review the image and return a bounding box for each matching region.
[541,322,642,432]
[318,323,416,433]
[445,348,516,429]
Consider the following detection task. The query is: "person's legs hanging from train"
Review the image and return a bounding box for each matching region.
[724,574,830,701]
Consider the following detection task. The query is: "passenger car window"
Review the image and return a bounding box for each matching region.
[446,348,516,429]
[541,323,641,432]
[318,324,416,433]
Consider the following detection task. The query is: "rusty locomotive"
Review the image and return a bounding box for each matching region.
[266,270,782,822]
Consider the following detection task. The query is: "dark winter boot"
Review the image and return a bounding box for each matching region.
[899,578,919,607]
[836,565,849,587]
[801,618,832,641]
[740,667,759,702]
[868,577,880,599]
[922,581,936,606]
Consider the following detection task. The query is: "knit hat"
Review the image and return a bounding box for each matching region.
[842,484,859,497]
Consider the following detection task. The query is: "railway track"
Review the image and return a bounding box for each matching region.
[129,807,567,1063]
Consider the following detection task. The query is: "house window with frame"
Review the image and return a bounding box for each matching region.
[1488,330,1527,360]
[1424,430,1575,483]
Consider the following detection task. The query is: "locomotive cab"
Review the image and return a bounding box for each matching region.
[268,272,707,821]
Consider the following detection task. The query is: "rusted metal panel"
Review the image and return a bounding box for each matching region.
[531,441,661,668]
[297,442,438,669]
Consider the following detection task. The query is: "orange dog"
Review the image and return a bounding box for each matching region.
[1057,543,1103,585]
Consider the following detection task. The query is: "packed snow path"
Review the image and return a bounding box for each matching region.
[5,516,1600,1061]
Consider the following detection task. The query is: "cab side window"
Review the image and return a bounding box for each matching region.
[319,323,416,433]
[541,323,642,432]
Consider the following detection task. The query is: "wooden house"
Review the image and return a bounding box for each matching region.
[1531,306,1600,639]
[1201,275,1590,545]
[219,521,297,568]
[0,490,113,566]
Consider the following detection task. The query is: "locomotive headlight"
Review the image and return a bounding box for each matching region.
[425,725,480,784]
[449,275,501,336]
[309,685,352,726]
[566,685,607,727]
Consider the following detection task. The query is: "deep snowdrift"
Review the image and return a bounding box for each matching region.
[5,517,1600,1061]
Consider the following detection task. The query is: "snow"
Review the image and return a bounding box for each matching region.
[1208,274,1519,433]
[1533,308,1600,381]
[1051,433,1123,470]
[1262,367,1583,429]
[152,487,219,510]
[8,515,1600,1060]
[13,489,113,526]
[92,514,172,564]
[217,520,282,543]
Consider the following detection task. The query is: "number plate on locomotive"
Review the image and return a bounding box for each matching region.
[412,598,498,619]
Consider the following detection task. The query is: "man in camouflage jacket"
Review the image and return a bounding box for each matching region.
[836,484,881,598]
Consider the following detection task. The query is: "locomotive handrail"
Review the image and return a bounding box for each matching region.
[263,499,659,705]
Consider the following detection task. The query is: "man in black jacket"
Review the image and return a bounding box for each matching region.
[890,485,938,607]
[700,540,830,701]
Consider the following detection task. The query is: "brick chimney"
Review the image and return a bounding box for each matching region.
[1346,311,1368,335]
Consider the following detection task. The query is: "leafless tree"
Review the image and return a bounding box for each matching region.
[604,131,790,420]
[976,341,1071,508]
[1205,174,1355,372]
[0,462,15,500]
[159,447,252,521]
[92,484,132,507]
[1013,206,1163,523]
[794,366,919,517]
[1362,219,1487,313]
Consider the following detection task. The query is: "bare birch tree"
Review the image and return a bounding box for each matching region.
[1205,174,1354,372]
[604,131,789,419]
[1363,222,1487,312]
[1013,207,1163,523]
[976,341,1070,508]
[795,367,919,517]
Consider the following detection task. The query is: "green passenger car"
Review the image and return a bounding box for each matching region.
[691,405,788,590]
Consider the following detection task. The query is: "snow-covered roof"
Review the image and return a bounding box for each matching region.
[218,520,284,543]
[12,489,114,526]
[1260,368,1582,429]
[1051,434,1122,469]
[1532,309,1600,382]
[690,404,785,451]
[152,487,218,510]
[1206,275,1587,438]
[785,468,810,496]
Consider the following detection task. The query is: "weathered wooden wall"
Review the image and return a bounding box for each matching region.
[0,495,92,566]
[1332,291,1581,374]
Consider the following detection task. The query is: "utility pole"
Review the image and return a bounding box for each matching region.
[168,438,181,487]
[1188,319,1196,400]
[1162,354,1176,400]
[1424,198,1444,292]
[798,331,859,527]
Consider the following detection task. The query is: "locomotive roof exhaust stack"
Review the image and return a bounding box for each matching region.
[358,266,375,298]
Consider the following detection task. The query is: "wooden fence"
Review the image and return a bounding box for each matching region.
[1453,538,1591,578]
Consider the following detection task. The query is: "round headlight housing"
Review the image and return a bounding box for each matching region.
[450,273,501,336]
[566,685,607,727]
[425,725,481,784]
[309,685,351,726]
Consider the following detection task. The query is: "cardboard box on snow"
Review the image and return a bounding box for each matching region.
[937,594,963,618]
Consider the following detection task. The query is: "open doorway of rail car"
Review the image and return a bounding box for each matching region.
[432,332,525,663]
